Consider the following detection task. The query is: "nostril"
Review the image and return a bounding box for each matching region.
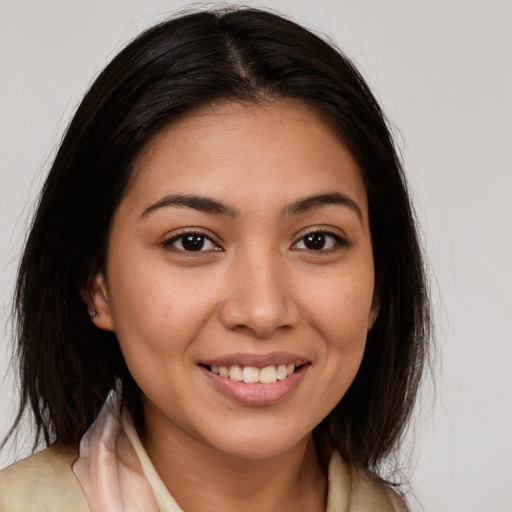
[218,281,299,337]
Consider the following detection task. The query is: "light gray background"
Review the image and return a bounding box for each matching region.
[1,1,511,511]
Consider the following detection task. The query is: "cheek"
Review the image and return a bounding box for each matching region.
[302,264,374,394]
[307,266,374,340]
[106,264,219,360]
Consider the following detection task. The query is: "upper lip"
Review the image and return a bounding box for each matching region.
[200,352,309,368]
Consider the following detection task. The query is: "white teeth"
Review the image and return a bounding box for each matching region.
[276,364,287,380]
[259,365,277,384]
[209,363,300,383]
[228,364,243,381]
[242,366,260,383]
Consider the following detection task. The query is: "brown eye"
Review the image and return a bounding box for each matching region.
[163,233,220,252]
[304,233,328,250]
[181,234,206,251]
[293,232,340,251]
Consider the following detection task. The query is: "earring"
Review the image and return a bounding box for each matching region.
[89,310,98,318]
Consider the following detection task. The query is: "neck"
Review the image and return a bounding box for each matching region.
[141,417,327,512]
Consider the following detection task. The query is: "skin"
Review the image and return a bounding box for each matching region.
[90,100,378,511]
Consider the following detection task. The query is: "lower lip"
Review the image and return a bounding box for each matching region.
[199,365,309,406]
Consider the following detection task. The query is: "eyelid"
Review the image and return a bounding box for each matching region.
[291,226,352,251]
[161,228,223,252]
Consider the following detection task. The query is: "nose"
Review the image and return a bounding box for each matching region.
[219,250,300,339]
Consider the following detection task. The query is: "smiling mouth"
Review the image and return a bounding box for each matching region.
[201,363,305,384]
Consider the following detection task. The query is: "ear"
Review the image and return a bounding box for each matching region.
[81,272,115,331]
[368,295,379,332]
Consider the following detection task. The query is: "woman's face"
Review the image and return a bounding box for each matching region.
[92,100,377,461]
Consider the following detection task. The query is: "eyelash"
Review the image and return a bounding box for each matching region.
[161,229,351,254]
[161,230,221,253]
[291,230,351,253]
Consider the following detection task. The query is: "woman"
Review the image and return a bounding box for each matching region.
[0,7,430,511]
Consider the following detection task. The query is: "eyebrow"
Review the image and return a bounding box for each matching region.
[140,194,239,219]
[140,191,363,222]
[282,192,363,222]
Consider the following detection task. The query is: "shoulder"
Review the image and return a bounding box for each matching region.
[328,452,409,512]
[0,444,90,512]
[348,469,409,512]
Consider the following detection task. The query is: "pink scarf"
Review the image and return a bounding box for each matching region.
[72,394,173,511]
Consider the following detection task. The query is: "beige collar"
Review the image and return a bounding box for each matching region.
[72,393,393,512]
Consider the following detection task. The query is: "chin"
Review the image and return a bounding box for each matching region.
[202,418,315,461]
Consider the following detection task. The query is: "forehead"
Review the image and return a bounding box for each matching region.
[125,100,368,220]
